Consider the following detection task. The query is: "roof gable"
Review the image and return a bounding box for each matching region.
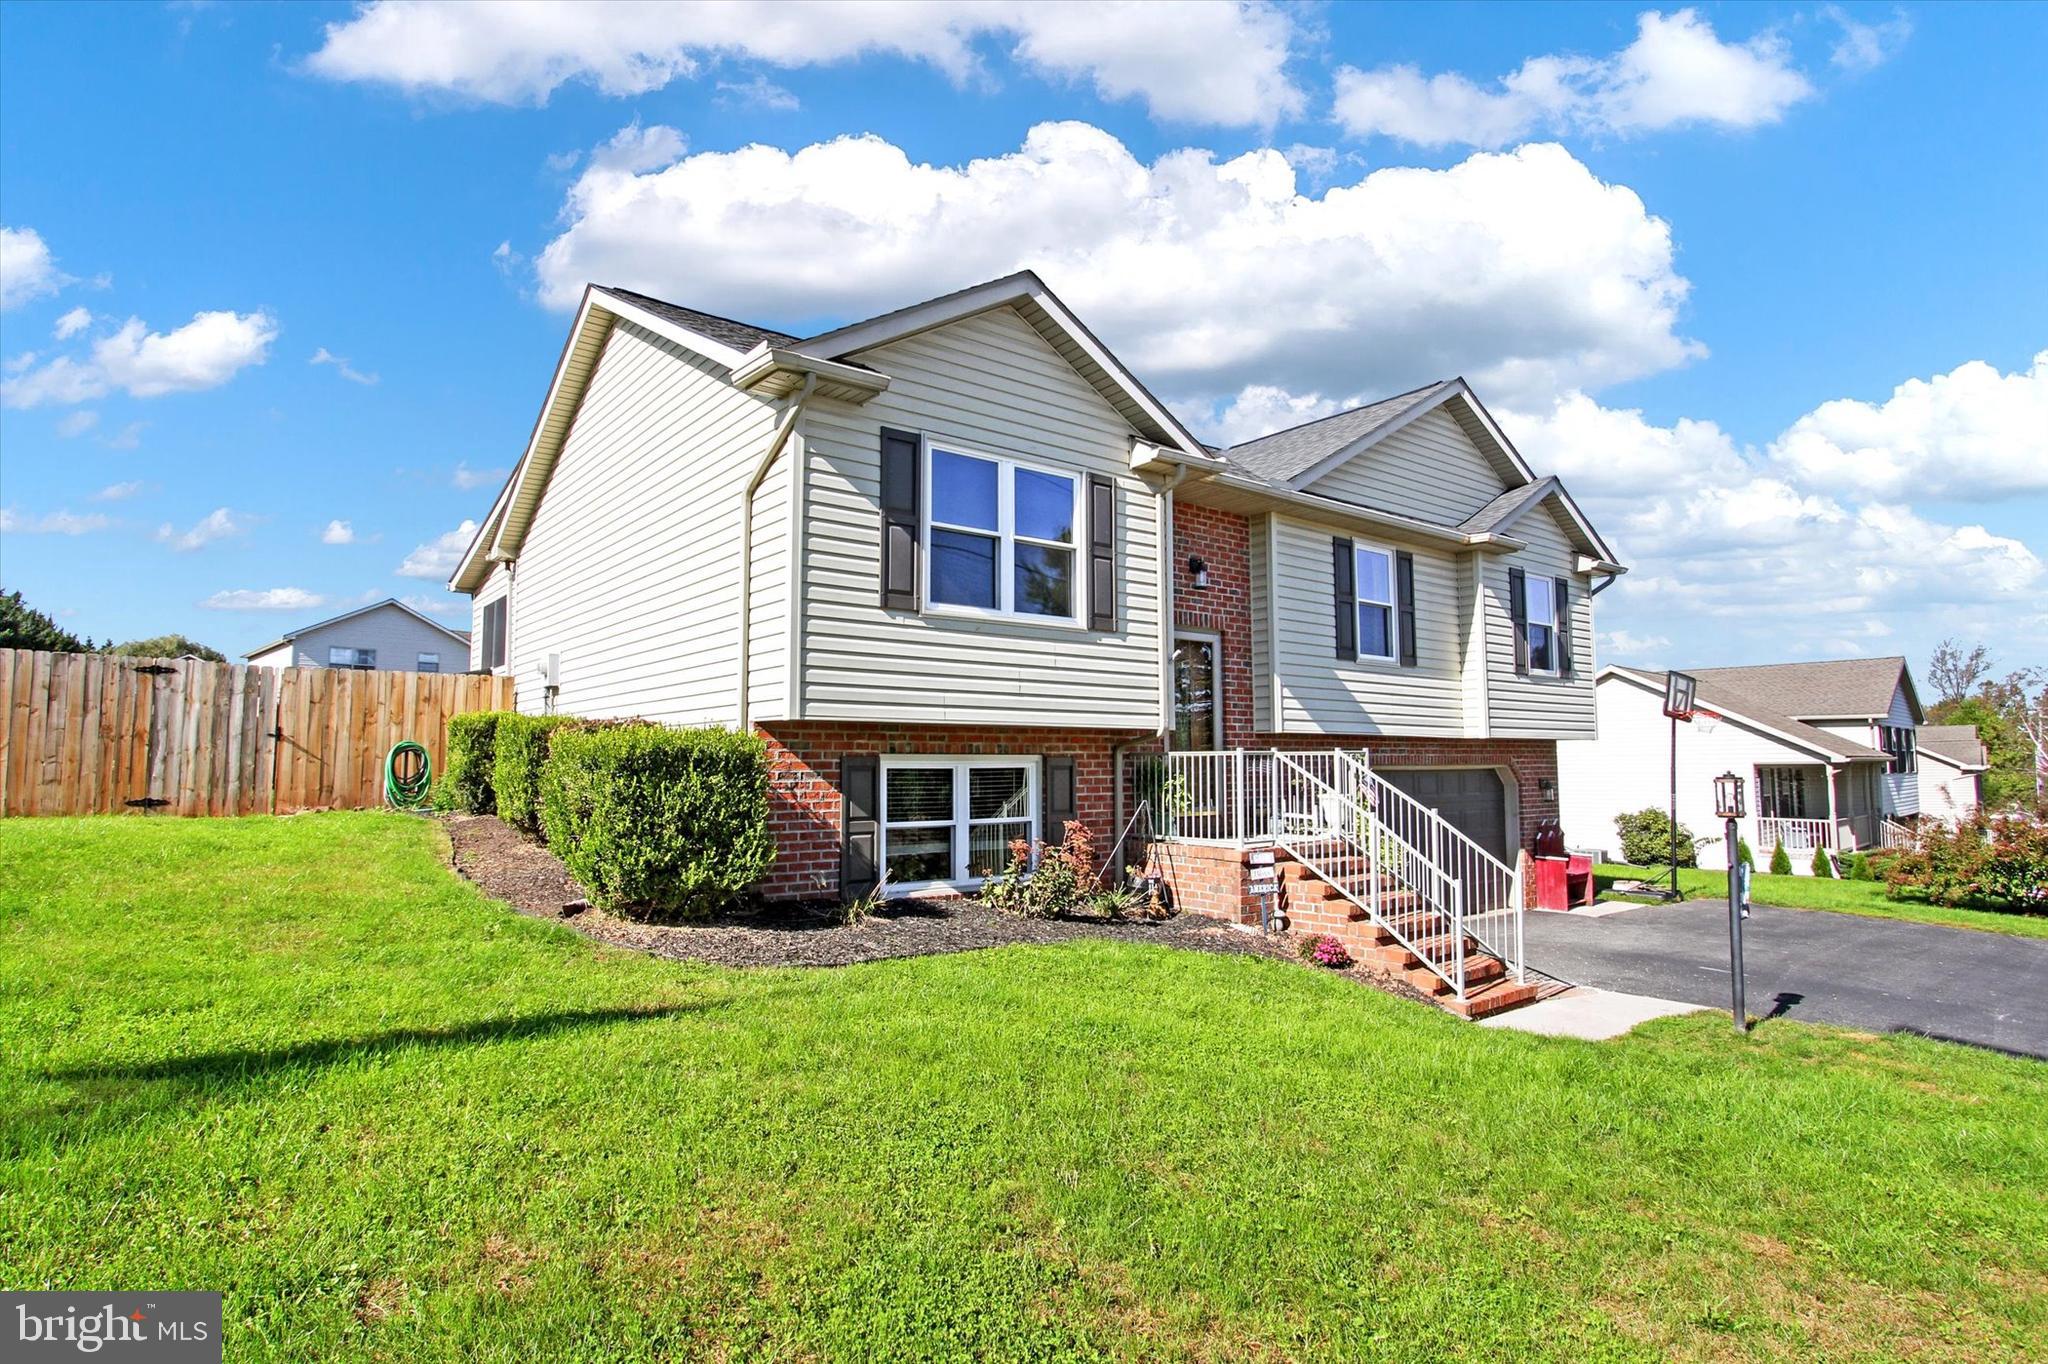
[1683,657,1922,723]
[245,598,469,660]
[1225,380,1535,493]
[1602,666,1888,762]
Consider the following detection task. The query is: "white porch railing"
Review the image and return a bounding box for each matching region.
[1881,817,1915,849]
[1133,748,1524,999]
[1758,816,1836,853]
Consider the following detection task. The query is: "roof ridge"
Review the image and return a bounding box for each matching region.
[1224,380,1448,452]
[601,285,798,344]
[1684,655,1907,673]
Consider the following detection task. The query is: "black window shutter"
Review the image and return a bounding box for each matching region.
[1554,575,1574,678]
[879,428,921,611]
[1332,537,1356,660]
[841,755,881,903]
[1395,551,1417,668]
[479,602,495,670]
[1042,755,1078,846]
[1509,567,1529,676]
[1087,474,1115,630]
[484,597,507,670]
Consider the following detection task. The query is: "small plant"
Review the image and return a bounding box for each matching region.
[842,873,888,927]
[1614,808,1699,868]
[983,821,1100,919]
[1769,841,1793,876]
[1811,846,1836,879]
[1847,851,1875,882]
[1086,882,1144,919]
[1298,934,1353,969]
[1736,838,1755,871]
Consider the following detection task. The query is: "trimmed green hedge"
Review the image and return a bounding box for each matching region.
[444,712,503,815]
[538,724,773,919]
[493,714,580,835]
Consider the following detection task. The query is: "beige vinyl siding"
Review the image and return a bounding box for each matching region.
[500,319,780,725]
[1266,515,1466,737]
[746,454,793,720]
[795,306,1162,727]
[1249,513,1275,732]
[1458,552,1490,734]
[1483,498,1596,739]
[1304,407,1507,524]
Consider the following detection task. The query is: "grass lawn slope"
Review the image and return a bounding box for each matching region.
[3,813,2044,1362]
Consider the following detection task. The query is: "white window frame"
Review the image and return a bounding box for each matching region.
[1523,575,1560,677]
[328,646,376,670]
[921,440,1085,627]
[416,652,440,674]
[879,756,1040,892]
[1353,541,1398,664]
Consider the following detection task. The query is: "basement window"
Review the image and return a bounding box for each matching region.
[880,758,1038,889]
[327,647,376,670]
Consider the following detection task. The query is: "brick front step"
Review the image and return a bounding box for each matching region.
[1439,978,1542,1019]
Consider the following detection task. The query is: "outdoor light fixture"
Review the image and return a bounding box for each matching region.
[1187,555,1210,589]
[1713,770,1750,1032]
[1537,777,1556,797]
[1714,771,1746,820]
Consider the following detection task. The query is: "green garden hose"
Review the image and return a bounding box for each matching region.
[384,740,433,809]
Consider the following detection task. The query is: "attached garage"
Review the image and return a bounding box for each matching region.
[1382,768,1510,860]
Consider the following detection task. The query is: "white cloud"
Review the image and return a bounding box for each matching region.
[396,519,479,579]
[53,306,92,340]
[1826,5,1912,73]
[55,409,99,438]
[536,123,1699,410]
[451,461,507,491]
[103,420,144,451]
[93,481,145,501]
[304,0,1304,126]
[0,507,111,535]
[0,226,67,309]
[1333,9,1814,149]
[1767,351,2048,500]
[156,507,248,552]
[201,587,328,612]
[716,75,799,112]
[310,346,379,385]
[321,518,356,545]
[1498,373,2048,664]
[1,309,278,408]
[398,593,470,618]
[1600,628,1672,658]
[1206,385,1351,448]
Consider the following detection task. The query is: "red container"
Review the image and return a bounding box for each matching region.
[1535,856,1570,910]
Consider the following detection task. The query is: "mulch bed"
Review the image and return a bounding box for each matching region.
[441,814,1433,1004]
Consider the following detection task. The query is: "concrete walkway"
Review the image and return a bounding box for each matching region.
[1479,986,1704,1040]
[1521,899,2048,1058]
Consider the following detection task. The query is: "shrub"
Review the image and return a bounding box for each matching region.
[1613,808,1699,868]
[1811,846,1835,878]
[443,711,504,815]
[1884,811,2048,911]
[1298,934,1353,969]
[493,714,581,835]
[1736,838,1755,871]
[984,821,1099,919]
[1847,851,1874,881]
[538,723,774,919]
[1769,841,1792,876]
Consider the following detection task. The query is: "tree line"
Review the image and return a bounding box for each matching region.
[0,588,228,663]
[1926,639,2046,810]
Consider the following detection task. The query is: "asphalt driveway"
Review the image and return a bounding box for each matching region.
[1521,900,2048,1058]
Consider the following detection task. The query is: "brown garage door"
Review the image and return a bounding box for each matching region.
[1383,768,1509,860]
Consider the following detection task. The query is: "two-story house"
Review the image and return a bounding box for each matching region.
[1558,656,1926,869]
[448,273,1626,1014]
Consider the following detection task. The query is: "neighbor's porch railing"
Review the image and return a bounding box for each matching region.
[1757,816,1837,853]
[1880,817,1915,849]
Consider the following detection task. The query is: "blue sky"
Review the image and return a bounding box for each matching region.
[2,1,2043,675]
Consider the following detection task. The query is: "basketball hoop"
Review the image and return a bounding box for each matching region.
[1664,670,1698,721]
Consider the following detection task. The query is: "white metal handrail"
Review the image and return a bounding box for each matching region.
[1272,751,1471,998]
[1880,817,1914,850]
[1758,816,1835,853]
[1333,752,1524,984]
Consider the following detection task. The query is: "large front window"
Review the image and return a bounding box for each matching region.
[1524,576,1558,674]
[928,446,1078,620]
[1354,545,1396,661]
[881,759,1037,887]
[1880,725,1916,774]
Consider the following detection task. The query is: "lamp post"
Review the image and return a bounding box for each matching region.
[1714,771,1748,1033]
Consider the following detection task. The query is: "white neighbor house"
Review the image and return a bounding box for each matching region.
[1916,725,1989,822]
[1559,657,1926,871]
[245,598,471,673]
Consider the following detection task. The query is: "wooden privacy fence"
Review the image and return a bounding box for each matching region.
[0,649,514,818]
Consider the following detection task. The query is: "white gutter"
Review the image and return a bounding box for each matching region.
[736,374,816,731]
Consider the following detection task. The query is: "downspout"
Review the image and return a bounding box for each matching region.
[1589,571,1621,597]
[1111,462,1195,877]
[737,374,817,732]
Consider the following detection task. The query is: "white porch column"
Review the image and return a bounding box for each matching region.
[1825,764,1841,850]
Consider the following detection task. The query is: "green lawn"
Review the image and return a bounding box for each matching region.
[1595,861,2048,939]
[3,815,2044,1362]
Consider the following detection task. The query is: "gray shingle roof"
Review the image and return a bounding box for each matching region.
[1918,724,1989,768]
[1221,382,1449,484]
[1459,477,1557,534]
[601,286,798,351]
[1623,668,1888,761]
[1681,657,1914,722]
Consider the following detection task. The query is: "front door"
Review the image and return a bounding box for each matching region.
[1170,635,1221,750]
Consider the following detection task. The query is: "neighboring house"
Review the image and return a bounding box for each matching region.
[1917,724,1988,822]
[245,598,471,673]
[446,271,1625,1011]
[1559,657,1926,869]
